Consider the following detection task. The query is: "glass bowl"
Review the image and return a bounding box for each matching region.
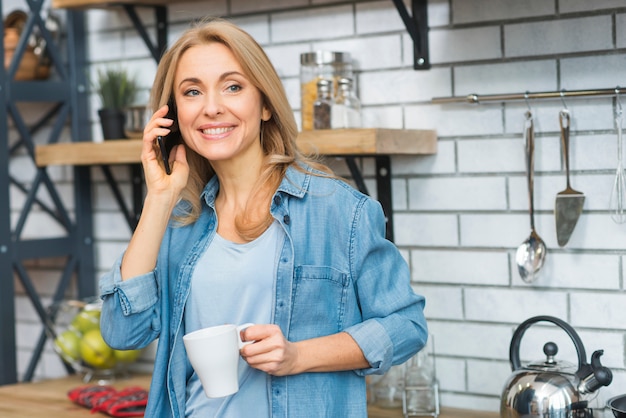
[49,299,142,383]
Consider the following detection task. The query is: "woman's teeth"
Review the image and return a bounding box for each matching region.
[202,127,234,135]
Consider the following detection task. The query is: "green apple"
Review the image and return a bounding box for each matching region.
[54,329,81,363]
[114,348,141,363]
[70,308,101,334]
[79,329,115,369]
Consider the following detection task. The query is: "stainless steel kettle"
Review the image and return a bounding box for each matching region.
[500,316,612,418]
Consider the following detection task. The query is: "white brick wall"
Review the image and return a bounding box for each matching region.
[505,16,613,57]
[452,0,555,24]
[430,26,502,63]
[11,0,626,415]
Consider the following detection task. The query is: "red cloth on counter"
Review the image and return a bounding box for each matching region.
[68,384,148,417]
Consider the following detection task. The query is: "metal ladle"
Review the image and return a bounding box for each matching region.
[516,110,547,283]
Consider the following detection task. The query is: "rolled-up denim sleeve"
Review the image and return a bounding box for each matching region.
[345,319,391,371]
[98,253,161,349]
[99,253,158,316]
[345,198,428,375]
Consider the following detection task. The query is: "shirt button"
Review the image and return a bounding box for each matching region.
[283,214,290,224]
[273,195,281,205]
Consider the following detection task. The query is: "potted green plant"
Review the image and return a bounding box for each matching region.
[95,67,138,140]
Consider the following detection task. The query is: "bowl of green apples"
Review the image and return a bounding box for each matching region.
[51,299,142,383]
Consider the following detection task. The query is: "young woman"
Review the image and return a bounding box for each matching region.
[99,17,427,418]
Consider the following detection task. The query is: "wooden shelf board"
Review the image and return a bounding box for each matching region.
[297,128,436,156]
[52,0,173,9]
[35,129,437,167]
[35,140,143,166]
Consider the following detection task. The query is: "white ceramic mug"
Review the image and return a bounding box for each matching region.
[183,323,253,398]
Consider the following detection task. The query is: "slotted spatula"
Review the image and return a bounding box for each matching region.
[555,109,585,247]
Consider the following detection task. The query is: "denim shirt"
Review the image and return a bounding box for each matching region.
[99,164,428,418]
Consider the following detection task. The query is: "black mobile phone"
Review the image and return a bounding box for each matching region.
[157,98,181,175]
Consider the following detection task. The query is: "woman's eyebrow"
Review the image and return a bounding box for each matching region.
[177,71,245,88]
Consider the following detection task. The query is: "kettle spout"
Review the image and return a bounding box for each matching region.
[577,350,613,394]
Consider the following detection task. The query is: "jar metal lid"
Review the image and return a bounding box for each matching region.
[317,78,332,89]
[300,51,351,65]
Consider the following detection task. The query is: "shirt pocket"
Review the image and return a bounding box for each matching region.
[289,265,349,341]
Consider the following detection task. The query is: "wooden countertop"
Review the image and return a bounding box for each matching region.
[0,373,497,418]
[34,128,437,167]
[369,404,499,418]
[0,373,151,417]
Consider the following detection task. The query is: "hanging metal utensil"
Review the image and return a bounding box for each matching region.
[516,110,547,283]
[610,105,626,224]
[555,109,585,247]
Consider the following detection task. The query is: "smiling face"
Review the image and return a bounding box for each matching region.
[173,42,271,168]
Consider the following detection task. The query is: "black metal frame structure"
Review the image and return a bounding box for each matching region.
[0,1,91,384]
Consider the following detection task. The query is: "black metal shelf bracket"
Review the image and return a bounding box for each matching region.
[391,0,430,70]
[343,156,394,242]
[122,4,168,62]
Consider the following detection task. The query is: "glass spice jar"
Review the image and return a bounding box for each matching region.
[300,51,352,131]
[313,79,333,130]
[331,77,362,129]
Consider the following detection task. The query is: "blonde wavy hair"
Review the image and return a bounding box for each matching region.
[149,17,332,240]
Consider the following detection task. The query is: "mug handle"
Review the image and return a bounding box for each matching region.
[237,323,255,348]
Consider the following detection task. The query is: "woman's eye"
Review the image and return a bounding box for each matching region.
[184,89,200,97]
[226,84,242,93]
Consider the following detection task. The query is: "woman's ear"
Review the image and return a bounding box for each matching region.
[261,106,271,122]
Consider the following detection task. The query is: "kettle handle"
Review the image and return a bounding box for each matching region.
[509,315,587,372]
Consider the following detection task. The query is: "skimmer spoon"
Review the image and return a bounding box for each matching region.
[516,110,547,283]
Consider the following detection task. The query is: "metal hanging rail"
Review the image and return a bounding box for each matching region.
[431,87,625,105]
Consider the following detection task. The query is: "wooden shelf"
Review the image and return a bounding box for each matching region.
[36,139,144,166]
[297,128,436,156]
[35,128,437,167]
[52,0,174,9]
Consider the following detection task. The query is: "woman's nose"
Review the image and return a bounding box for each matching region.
[204,91,224,117]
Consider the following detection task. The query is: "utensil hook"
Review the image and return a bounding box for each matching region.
[560,89,569,111]
[524,91,532,112]
[524,91,533,141]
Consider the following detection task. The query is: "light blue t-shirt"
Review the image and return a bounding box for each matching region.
[184,221,284,418]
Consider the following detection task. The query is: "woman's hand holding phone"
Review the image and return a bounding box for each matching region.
[120,104,187,281]
[157,99,182,175]
[140,104,188,199]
